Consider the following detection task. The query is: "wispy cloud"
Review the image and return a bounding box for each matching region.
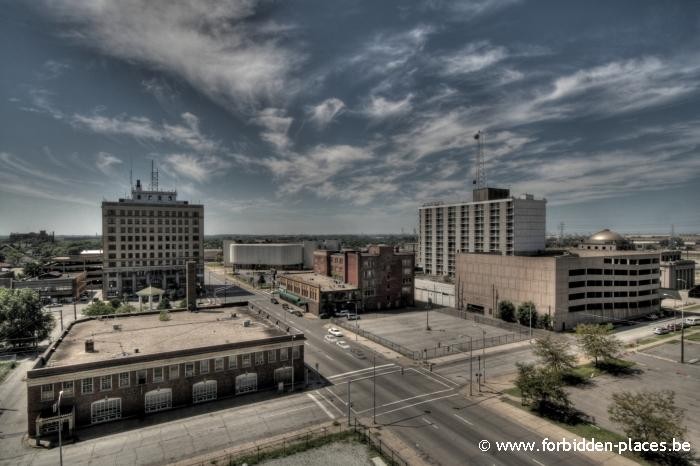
[307,98,345,128]
[441,42,507,75]
[253,108,293,151]
[161,153,232,183]
[36,60,71,80]
[95,151,122,174]
[363,94,413,120]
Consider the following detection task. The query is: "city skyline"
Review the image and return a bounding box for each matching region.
[1,1,700,235]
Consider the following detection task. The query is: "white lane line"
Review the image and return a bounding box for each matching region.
[305,342,335,361]
[354,388,454,414]
[332,368,403,385]
[314,390,345,416]
[422,369,459,387]
[531,458,545,466]
[422,417,439,430]
[307,392,335,420]
[410,368,454,389]
[324,387,348,406]
[327,364,395,379]
[377,393,460,416]
[453,413,473,426]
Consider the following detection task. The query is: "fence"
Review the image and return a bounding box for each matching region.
[437,307,549,338]
[191,420,408,466]
[331,318,419,359]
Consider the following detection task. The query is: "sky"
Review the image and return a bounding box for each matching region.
[1,0,699,236]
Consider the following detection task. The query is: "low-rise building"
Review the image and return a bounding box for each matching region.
[455,229,661,331]
[223,240,340,270]
[660,250,696,290]
[278,244,414,315]
[10,271,86,302]
[26,305,305,439]
[50,250,103,289]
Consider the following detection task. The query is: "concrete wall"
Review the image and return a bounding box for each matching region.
[230,244,303,267]
[512,197,546,253]
[414,278,455,307]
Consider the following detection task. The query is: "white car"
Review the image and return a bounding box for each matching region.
[685,316,700,326]
[324,334,337,343]
[336,340,350,350]
[328,327,343,337]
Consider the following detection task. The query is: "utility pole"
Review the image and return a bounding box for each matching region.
[678,278,687,363]
[469,336,473,396]
[54,390,64,466]
[291,335,296,391]
[477,355,482,392]
[73,299,77,320]
[426,298,432,331]
[59,305,63,332]
[347,379,352,426]
[373,351,377,424]
[481,329,486,383]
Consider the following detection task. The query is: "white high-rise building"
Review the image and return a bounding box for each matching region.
[418,188,546,277]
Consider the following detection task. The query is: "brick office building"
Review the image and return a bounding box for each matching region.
[26,305,305,439]
[278,244,415,315]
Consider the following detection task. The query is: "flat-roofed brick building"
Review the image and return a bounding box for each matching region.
[26,305,305,440]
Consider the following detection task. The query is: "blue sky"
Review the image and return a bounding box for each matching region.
[1,0,699,236]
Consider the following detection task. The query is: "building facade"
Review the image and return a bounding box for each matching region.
[50,250,103,290]
[8,271,87,302]
[660,251,696,290]
[101,179,204,299]
[278,244,415,315]
[418,187,546,277]
[223,240,340,270]
[455,230,661,331]
[26,306,305,439]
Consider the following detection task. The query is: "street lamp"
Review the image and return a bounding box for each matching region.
[53,389,64,466]
[426,298,432,331]
[678,278,687,363]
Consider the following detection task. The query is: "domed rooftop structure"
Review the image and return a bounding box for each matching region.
[588,229,627,243]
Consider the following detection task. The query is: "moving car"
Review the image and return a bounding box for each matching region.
[318,312,331,319]
[282,303,289,310]
[347,314,360,320]
[287,309,303,317]
[328,327,343,337]
[684,316,700,326]
[335,310,350,317]
[653,327,669,335]
[271,298,279,304]
[324,334,337,343]
[336,340,350,350]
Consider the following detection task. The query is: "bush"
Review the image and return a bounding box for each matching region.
[109,298,121,309]
[517,301,537,327]
[498,301,516,322]
[538,313,552,330]
[158,297,171,310]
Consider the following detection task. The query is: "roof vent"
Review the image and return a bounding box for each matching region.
[243,319,251,327]
[113,324,122,331]
[85,339,95,353]
[134,348,140,353]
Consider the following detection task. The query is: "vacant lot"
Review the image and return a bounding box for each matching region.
[261,440,374,466]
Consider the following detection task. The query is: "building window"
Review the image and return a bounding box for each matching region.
[137,370,147,385]
[41,384,54,401]
[145,389,172,413]
[91,398,122,424]
[255,352,264,366]
[274,367,292,385]
[292,346,300,359]
[193,380,217,403]
[235,373,257,394]
[280,348,288,361]
[268,350,276,363]
[215,358,224,371]
[153,367,164,383]
[100,375,112,391]
[200,360,209,374]
[119,372,130,388]
[228,355,237,369]
[82,378,94,395]
[185,363,194,377]
[242,354,251,368]
[62,380,74,397]
[169,365,179,380]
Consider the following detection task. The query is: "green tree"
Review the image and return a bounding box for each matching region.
[575,323,622,366]
[177,299,187,309]
[83,301,116,316]
[0,288,55,346]
[498,300,516,322]
[23,261,43,278]
[257,274,266,286]
[609,390,692,465]
[116,303,136,314]
[515,363,571,414]
[517,301,538,327]
[158,297,171,310]
[531,336,576,373]
[109,298,121,309]
[538,313,552,330]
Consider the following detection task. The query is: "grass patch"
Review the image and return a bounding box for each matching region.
[686,332,700,342]
[503,386,521,397]
[562,364,599,385]
[229,430,355,465]
[0,361,17,384]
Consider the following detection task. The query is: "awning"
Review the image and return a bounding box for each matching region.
[136,286,165,297]
[278,290,306,306]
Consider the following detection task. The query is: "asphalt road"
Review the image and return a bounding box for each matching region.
[205,267,599,466]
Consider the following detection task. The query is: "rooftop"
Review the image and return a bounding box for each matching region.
[279,272,358,292]
[44,307,294,368]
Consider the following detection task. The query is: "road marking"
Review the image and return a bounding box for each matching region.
[422,417,439,430]
[376,393,460,416]
[314,390,345,416]
[325,387,348,407]
[531,458,545,466]
[307,393,335,420]
[354,387,454,414]
[453,413,473,426]
[327,364,394,379]
[420,369,459,387]
[411,368,455,388]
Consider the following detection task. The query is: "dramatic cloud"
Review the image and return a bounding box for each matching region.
[161,153,232,183]
[363,94,413,120]
[253,108,293,151]
[308,98,345,128]
[95,151,122,174]
[441,42,508,75]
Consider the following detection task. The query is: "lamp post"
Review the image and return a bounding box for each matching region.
[373,351,377,424]
[678,278,687,363]
[291,334,296,391]
[53,389,64,466]
[426,298,432,331]
[468,335,473,396]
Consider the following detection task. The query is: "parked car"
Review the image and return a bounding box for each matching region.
[318,312,331,319]
[684,316,700,326]
[336,340,350,350]
[282,303,289,310]
[653,327,670,335]
[328,327,343,337]
[288,309,303,317]
[324,334,337,343]
[271,298,279,304]
[335,310,350,317]
[646,313,659,320]
[347,314,361,320]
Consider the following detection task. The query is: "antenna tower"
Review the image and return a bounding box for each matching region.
[473,131,486,189]
[150,160,159,191]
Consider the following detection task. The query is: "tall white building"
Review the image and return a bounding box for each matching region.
[418,188,546,276]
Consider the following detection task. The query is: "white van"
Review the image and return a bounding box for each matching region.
[685,316,700,326]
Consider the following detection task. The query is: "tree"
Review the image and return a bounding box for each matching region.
[83,301,117,316]
[538,313,552,330]
[575,323,622,366]
[609,390,692,465]
[515,363,571,414]
[531,336,576,373]
[517,301,538,327]
[109,298,121,309]
[498,300,516,322]
[157,297,171,310]
[0,288,55,346]
[257,274,266,286]
[22,261,43,278]
[177,299,187,309]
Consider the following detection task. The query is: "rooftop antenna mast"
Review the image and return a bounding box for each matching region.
[150,160,159,191]
[473,131,486,189]
[129,157,133,190]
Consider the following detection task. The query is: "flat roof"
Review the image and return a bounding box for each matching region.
[45,308,291,368]
[280,272,358,292]
[571,248,660,257]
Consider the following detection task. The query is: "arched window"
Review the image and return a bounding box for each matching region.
[192,380,217,403]
[274,366,293,385]
[145,388,172,413]
[235,373,257,394]
[91,398,122,424]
